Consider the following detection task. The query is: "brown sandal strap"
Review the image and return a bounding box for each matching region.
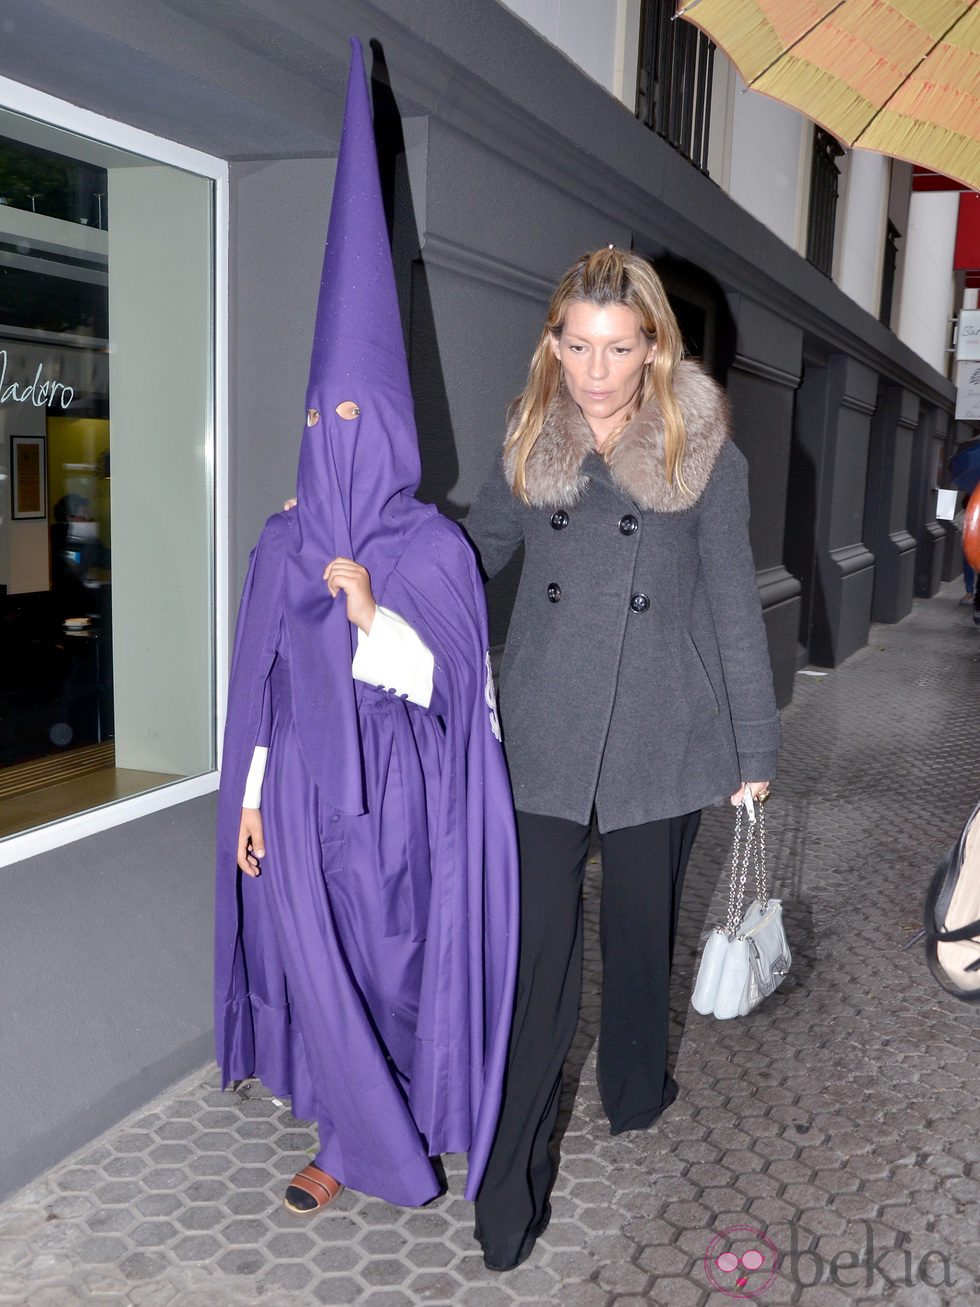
[288,1164,343,1206]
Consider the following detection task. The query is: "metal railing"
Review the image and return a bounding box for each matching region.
[637,0,714,173]
[879,220,900,327]
[805,128,844,276]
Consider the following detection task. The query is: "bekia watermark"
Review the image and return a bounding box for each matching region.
[704,1220,953,1298]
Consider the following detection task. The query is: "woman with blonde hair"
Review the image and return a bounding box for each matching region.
[466,246,780,1271]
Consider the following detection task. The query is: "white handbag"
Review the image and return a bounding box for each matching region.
[692,797,791,1020]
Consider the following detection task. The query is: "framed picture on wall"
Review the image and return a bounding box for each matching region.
[11,435,47,519]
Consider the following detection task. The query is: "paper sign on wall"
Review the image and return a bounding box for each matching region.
[956,360,980,420]
[957,310,980,362]
[937,488,958,520]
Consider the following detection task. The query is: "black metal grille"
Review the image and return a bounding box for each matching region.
[637,0,715,172]
[879,219,900,327]
[806,128,845,276]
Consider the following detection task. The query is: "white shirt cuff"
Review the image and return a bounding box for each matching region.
[352,605,434,708]
[243,746,268,808]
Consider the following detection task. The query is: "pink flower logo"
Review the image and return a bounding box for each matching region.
[704,1225,780,1298]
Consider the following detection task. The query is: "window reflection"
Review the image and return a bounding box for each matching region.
[0,116,214,837]
[0,135,108,229]
[0,130,111,785]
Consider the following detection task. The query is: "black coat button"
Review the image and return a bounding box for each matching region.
[618,514,638,535]
[551,510,569,530]
[630,593,650,613]
[547,582,562,603]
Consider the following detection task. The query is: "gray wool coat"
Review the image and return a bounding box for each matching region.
[465,359,780,832]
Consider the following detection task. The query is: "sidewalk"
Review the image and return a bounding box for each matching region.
[2,582,980,1306]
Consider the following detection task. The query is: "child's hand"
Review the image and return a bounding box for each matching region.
[324,558,377,633]
[238,808,265,877]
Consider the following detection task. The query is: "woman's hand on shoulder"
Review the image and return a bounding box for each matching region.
[324,557,377,633]
[283,498,297,511]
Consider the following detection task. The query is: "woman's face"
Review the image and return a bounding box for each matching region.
[551,300,656,445]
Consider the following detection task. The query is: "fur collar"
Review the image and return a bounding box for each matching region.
[504,358,730,513]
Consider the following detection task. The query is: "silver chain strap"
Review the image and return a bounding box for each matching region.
[723,802,769,939]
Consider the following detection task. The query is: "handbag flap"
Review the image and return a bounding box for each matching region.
[741,897,791,1000]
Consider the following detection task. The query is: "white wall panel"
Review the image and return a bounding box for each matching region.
[109,165,213,775]
[727,75,807,249]
[500,0,559,42]
[498,0,640,104]
[837,151,889,316]
[896,190,959,375]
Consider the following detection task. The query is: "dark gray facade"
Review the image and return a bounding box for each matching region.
[0,0,956,1200]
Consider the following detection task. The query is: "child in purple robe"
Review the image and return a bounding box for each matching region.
[214,39,518,1214]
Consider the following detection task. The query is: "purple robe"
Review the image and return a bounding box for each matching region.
[215,508,517,1204]
[213,38,519,1205]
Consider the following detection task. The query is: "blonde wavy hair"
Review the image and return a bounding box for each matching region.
[506,247,688,503]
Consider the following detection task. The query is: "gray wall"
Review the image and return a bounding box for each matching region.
[229,156,338,606]
[0,0,958,1200]
[1,797,216,1198]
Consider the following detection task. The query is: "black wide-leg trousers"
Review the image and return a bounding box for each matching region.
[474,807,701,1266]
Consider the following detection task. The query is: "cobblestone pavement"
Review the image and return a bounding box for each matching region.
[3,582,980,1306]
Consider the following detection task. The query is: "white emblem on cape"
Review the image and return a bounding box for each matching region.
[484,650,501,741]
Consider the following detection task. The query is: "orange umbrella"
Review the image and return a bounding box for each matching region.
[965,480,980,571]
[676,0,980,192]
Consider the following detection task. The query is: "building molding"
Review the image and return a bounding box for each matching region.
[756,565,802,608]
[420,232,553,303]
[828,541,876,576]
[731,353,802,388]
[839,392,878,418]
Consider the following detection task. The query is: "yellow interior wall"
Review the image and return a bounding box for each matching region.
[46,417,111,549]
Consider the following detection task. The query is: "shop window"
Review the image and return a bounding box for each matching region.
[0,111,215,841]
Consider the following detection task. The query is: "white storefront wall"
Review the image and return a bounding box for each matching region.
[835,151,890,316]
[896,190,960,376]
[725,71,810,251]
[497,0,642,106]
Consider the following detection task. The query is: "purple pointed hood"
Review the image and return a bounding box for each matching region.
[285,36,434,812]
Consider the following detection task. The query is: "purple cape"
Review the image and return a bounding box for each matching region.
[214,38,518,1205]
[215,510,518,1203]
